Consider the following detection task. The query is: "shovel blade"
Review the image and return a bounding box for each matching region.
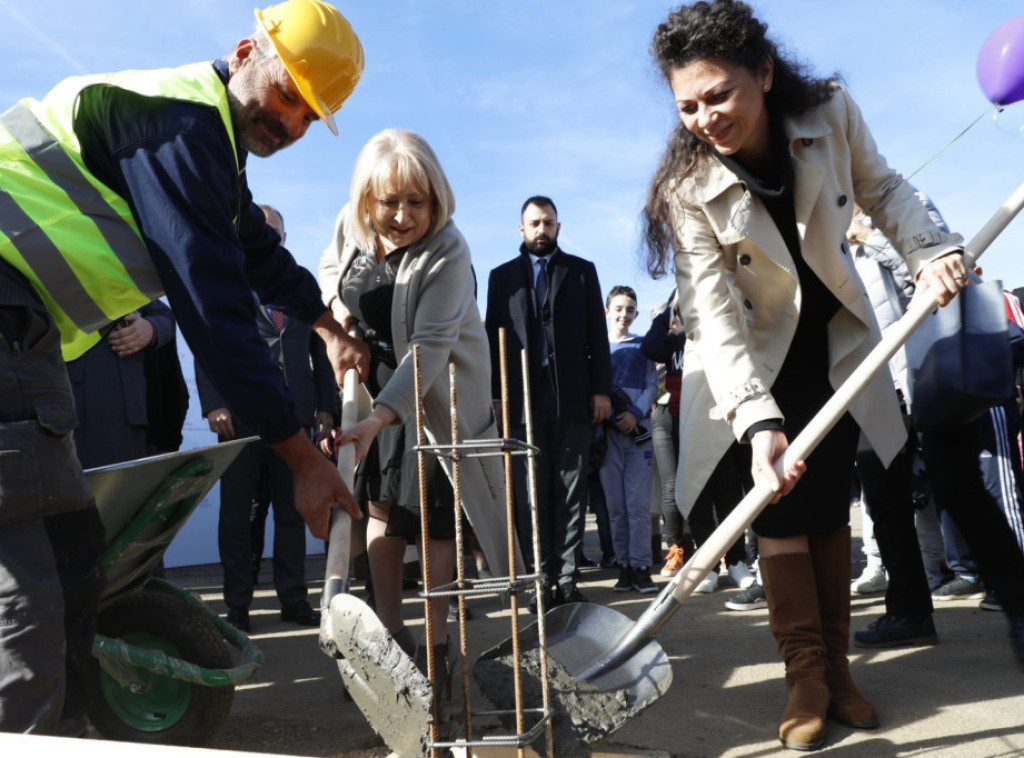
[323,593,432,757]
[474,602,671,749]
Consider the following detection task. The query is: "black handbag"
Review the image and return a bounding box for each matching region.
[905,278,1015,432]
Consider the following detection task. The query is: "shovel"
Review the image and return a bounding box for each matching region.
[318,348,432,757]
[475,179,1024,750]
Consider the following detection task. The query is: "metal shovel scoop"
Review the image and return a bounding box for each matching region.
[476,179,1024,750]
[318,355,432,757]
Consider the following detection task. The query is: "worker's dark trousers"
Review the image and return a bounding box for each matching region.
[0,261,105,735]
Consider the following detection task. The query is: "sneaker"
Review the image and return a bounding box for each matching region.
[660,545,685,577]
[931,574,985,601]
[980,592,1002,612]
[725,582,766,611]
[613,566,635,592]
[557,582,590,604]
[851,565,888,595]
[447,597,474,622]
[853,614,939,649]
[726,561,755,589]
[633,566,658,594]
[695,571,719,594]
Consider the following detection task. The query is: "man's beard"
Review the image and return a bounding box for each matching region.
[227,85,291,158]
[524,235,557,257]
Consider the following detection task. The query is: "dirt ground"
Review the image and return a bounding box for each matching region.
[159,514,1024,758]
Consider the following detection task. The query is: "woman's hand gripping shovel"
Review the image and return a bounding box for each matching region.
[475,180,1024,752]
[318,348,432,757]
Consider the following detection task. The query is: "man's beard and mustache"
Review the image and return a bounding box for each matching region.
[227,86,292,158]
[524,233,558,257]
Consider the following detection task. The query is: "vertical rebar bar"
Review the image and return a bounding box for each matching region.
[520,346,553,758]
[412,345,438,753]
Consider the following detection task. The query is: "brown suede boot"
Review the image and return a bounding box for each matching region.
[761,552,830,751]
[809,527,879,729]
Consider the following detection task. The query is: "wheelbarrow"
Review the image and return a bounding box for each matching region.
[85,437,261,746]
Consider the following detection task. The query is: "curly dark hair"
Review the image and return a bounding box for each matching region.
[643,0,839,278]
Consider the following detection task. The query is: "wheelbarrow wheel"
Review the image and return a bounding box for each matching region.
[87,589,234,746]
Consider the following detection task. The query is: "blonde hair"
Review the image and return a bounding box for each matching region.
[346,128,455,252]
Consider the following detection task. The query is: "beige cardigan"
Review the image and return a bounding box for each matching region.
[669,87,963,516]
[319,208,523,574]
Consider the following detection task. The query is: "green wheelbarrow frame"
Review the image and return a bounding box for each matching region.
[85,438,262,745]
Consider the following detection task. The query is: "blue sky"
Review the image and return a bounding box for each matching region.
[6,1,1022,565]
[3,0,1023,331]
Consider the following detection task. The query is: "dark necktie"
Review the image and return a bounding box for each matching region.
[269,308,287,332]
[535,258,550,366]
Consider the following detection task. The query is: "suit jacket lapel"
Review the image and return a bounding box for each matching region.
[547,250,567,304]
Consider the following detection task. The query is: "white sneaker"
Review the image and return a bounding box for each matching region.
[727,562,756,589]
[851,565,888,594]
[695,571,719,594]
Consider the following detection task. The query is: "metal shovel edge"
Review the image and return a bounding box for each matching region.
[317,357,432,757]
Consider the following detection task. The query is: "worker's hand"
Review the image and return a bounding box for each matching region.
[337,405,397,464]
[614,410,639,434]
[108,312,155,357]
[207,408,235,439]
[591,393,612,425]
[916,251,970,307]
[750,428,805,504]
[314,312,371,384]
[272,429,361,540]
[314,411,334,443]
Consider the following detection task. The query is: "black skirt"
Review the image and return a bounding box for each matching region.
[751,328,859,538]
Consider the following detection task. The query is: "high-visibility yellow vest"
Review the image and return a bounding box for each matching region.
[0,62,239,360]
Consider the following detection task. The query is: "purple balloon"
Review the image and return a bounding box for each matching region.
[978,14,1024,105]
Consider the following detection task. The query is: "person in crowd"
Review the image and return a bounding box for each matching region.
[918,286,1024,617]
[578,431,616,569]
[67,301,177,468]
[845,204,939,648]
[485,196,612,609]
[599,286,658,593]
[245,205,335,585]
[0,0,365,735]
[197,204,338,633]
[320,128,519,697]
[688,444,755,594]
[642,0,969,750]
[641,292,695,578]
[143,307,191,459]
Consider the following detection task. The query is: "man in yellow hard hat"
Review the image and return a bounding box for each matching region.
[0,0,365,736]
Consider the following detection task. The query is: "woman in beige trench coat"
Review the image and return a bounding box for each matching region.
[643,0,968,751]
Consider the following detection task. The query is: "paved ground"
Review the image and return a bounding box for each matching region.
[160,510,1024,758]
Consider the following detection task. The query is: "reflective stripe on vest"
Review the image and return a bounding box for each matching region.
[0,62,239,360]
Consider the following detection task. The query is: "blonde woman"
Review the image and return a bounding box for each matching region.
[320,128,518,695]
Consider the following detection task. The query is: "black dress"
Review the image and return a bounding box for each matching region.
[714,112,859,539]
[340,247,455,541]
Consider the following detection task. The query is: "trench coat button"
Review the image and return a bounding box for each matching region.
[739,254,752,265]
[838,194,848,207]
[840,242,849,255]
[802,138,813,147]
[743,299,753,310]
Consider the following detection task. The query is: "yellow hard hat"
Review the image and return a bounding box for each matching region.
[254,0,364,136]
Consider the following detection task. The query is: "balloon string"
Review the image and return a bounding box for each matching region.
[907,105,996,180]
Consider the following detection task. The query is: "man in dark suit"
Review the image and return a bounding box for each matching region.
[197,205,337,632]
[485,195,612,606]
[67,300,177,468]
